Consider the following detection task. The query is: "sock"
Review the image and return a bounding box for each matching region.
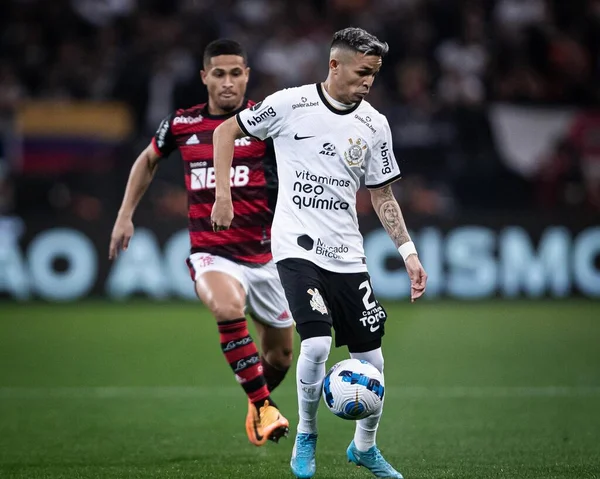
[350,348,385,451]
[260,355,289,392]
[218,318,273,409]
[296,336,332,434]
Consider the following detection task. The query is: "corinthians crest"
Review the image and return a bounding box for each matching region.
[307,288,328,315]
[344,137,368,167]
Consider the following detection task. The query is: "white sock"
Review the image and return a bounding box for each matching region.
[296,336,332,434]
[350,348,385,451]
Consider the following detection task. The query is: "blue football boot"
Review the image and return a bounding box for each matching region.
[290,433,317,478]
[346,440,403,478]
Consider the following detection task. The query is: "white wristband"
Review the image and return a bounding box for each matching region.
[398,241,418,261]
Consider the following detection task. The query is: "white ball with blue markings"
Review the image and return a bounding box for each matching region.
[322,358,384,420]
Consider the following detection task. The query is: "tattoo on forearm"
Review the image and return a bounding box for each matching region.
[374,186,410,248]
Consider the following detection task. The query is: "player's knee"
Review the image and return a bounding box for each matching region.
[300,336,332,364]
[211,301,245,322]
[264,347,293,370]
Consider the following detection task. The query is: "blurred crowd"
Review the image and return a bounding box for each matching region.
[1,0,599,222]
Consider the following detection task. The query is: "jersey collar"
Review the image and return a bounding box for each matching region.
[316,83,361,115]
[201,98,250,120]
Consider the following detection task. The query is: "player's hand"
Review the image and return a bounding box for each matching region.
[211,197,234,231]
[109,215,134,260]
[405,255,427,302]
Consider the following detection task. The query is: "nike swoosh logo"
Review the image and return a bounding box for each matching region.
[253,420,264,442]
[294,133,315,140]
[299,379,312,385]
[370,325,380,332]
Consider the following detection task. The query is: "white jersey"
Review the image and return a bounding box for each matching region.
[236,83,401,273]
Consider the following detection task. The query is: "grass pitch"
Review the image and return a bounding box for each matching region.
[1,300,599,478]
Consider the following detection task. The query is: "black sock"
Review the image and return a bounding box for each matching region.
[260,355,290,392]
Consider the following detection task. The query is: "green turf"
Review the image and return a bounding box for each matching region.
[1,300,599,479]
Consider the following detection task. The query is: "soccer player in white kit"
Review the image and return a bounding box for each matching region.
[211,28,428,479]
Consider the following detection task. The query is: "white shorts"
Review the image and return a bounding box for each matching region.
[187,252,294,329]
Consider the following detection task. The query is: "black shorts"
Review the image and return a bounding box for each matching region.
[276,258,387,349]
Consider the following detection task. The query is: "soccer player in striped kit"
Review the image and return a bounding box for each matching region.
[109,40,291,446]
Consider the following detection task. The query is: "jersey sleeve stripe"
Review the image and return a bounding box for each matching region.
[235,113,261,140]
[150,137,163,157]
[366,172,402,190]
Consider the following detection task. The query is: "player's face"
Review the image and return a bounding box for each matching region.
[201,55,249,113]
[334,52,382,103]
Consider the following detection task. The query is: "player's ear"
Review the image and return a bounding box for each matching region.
[200,69,208,85]
[330,58,339,73]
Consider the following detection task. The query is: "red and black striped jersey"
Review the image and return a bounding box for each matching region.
[151,100,276,264]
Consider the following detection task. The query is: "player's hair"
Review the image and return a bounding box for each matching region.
[330,27,389,57]
[203,39,247,67]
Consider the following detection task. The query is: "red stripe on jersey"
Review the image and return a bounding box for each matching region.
[190,227,268,246]
[182,143,213,157]
[232,142,267,158]
[189,198,270,219]
[234,252,273,263]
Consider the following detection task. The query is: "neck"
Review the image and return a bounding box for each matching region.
[322,78,354,106]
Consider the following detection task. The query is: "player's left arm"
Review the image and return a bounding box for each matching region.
[211,117,246,231]
[366,114,427,302]
[369,185,427,302]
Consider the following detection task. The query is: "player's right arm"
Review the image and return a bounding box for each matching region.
[211,117,247,231]
[109,113,175,259]
[212,94,287,231]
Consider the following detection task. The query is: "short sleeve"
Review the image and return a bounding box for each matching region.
[151,113,177,158]
[236,91,287,141]
[365,116,402,189]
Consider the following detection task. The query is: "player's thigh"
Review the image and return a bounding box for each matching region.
[276,258,333,340]
[244,260,295,366]
[330,272,387,350]
[245,260,295,329]
[188,253,247,321]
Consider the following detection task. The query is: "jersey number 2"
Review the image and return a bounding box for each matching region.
[359,280,376,311]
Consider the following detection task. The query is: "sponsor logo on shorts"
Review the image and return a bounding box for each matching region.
[194,255,215,268]
[307,288,328,315]
[360,305,386,332]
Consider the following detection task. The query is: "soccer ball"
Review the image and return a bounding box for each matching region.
[322,358,384,420]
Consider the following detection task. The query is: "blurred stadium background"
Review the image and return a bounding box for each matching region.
[1,1,599,478]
